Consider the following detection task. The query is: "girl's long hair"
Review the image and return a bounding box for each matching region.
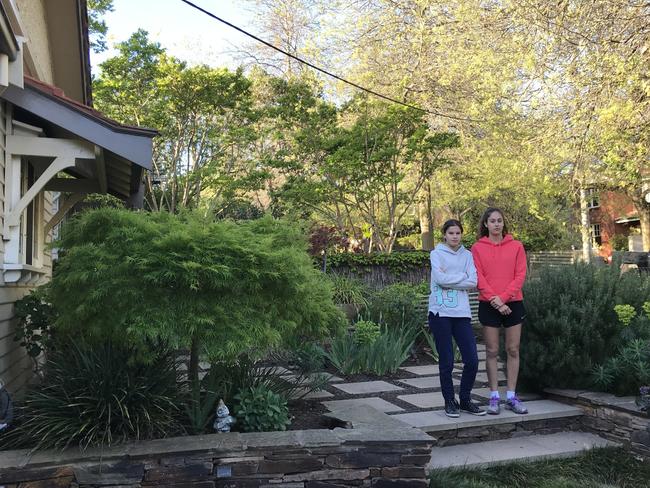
[478,207,508,239]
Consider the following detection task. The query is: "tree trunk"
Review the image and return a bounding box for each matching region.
[419,184,434,251]
[189,334,200,396]
[579,187,592,263]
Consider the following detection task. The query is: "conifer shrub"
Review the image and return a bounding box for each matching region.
[520,262,650,391]
[49,208,345,428]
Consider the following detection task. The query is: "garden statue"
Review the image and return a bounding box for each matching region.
[213,399,235,432]
[0,378,13,432]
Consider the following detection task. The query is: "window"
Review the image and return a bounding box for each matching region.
[20,159,43,267]
[590,223,602,247]
[586,188,600,209]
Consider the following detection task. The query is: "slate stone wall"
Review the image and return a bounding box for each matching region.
[0,406,435,487]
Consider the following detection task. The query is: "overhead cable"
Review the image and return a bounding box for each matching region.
[179,0,470,121]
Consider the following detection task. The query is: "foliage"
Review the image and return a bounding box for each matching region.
[429,447,650,488]
[592,340,650,396]
[329,275,369,306]
[87,0,114,53]
[367,283,426,330]
[183,349,326,434]
[326,326,417,376]
[614,304,637,327]
[520,263,635,391]
[50,208,344,407]
[353,320,381,345]
[94,31,264,213]
[327,251,430,272]
[13,286,56,369]
[234,385,291,432]
[609,234,629,252]
[0,341,180,451]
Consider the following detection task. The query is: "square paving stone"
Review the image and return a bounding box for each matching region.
[398,392,447,409]
[332,380,403,395]
[398,376,458,389]
[322,397,404,413]
[400,365,439,376]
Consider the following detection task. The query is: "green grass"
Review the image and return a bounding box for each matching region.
[429,448,649,488]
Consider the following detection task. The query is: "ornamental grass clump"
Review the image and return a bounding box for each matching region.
[0,341,181,451]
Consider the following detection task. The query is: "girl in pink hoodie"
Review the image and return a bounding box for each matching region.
[471,208,528,415]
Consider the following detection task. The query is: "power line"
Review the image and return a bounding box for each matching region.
[179,0,468,121]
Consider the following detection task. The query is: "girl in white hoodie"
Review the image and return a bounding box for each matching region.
[428,219,485,417]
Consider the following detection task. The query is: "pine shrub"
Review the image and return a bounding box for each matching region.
[520,262,650,391]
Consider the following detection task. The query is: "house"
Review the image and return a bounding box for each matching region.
[587,189,642,256]
[0,0,155,395]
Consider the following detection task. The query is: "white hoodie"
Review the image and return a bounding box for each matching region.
[428,243,477,318]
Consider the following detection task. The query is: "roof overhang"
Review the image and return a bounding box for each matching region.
[615,217,640,224]
[0,2,18,61]
[1,77,157,199]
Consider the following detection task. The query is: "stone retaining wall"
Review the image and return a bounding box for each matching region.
[0,405,434,488]
[435,417,582,447]
[545,388,650,456]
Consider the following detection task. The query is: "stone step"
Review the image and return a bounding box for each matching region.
[390,399,583,433]
[427,431,617,470]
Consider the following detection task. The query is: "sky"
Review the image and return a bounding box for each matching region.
[91,0,254,71]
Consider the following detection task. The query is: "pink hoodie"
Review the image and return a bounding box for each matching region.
[471,235,527,303]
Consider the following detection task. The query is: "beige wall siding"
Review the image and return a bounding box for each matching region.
[15,0,55,84]
[0,102,55,396]
[0,285,33,393]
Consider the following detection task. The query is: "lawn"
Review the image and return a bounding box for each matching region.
[430,447,649,488]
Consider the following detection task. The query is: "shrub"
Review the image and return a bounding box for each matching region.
[520,262,638,391]
[367,283,426,329]
[1,341,180,451]
[13,285,56,373]
[234,385,291,432]
[614,304,637,326]
[353,320,381,345]
[592,340,650,396]
[50,209,344,402]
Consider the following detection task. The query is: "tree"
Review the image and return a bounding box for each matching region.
[50,208,343,403]
[275,98,459,251]
[87,0,114,53]
[94,31,266,213]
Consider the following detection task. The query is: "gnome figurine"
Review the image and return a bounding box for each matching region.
[213,399,235,433]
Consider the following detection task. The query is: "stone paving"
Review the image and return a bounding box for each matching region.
[427,432,616,469]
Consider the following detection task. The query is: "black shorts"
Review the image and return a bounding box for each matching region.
[478,300,525,328]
